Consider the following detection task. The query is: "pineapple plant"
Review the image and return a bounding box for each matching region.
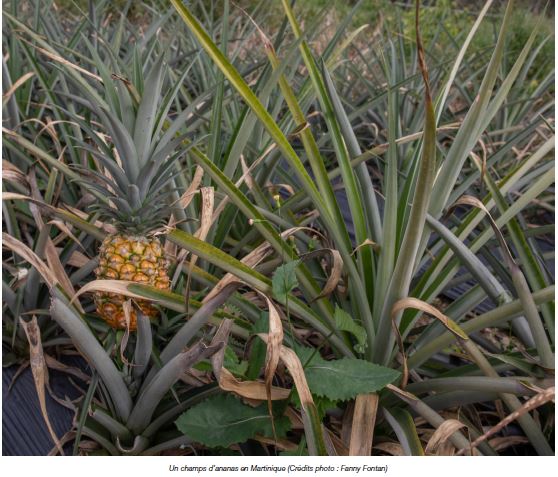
[72,55,191,330]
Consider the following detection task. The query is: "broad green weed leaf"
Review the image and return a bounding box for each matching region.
[334,306,367,352]
[272,259,301,302]
[224,346,248,377]
[296,347,399,401]
[175,394,290,448]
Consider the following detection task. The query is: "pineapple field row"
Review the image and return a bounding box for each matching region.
[1,0,555,458]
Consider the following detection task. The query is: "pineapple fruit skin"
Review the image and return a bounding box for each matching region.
[94,234,170,329]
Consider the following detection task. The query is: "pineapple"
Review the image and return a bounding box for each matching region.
[72,55,192,330]
[94,235,169,329]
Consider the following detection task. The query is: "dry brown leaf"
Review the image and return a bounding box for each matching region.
[276,342,338,454]
[27,169,47,228]
[326,429,348,456]
[35,119,64,151]
[349,393,379,456]
[261,295,284,441]
[374,441,404,456]
[391,297,469,388]
[436,441,457,456]
[424,418,467,454]
[210,143,276,222]
[77,439,101,452]
[2,194,100,243]
[24,172,79,308]
[109,73,139,104]
[44,238,82,311]
[2,160,29,189]
[277,344,313,405]
[20,317,64,455]
[2,191,38,202]
[70,279,150,305]
[385,383,418,403]
[2,232,58,288]
[164,215,179,258]
[119,300,133,364]
[201,240,273,303]
[209,319,232,373]
[44,354,90,383]
[65,250,90,268]
[284,407,304,430]
[262,296,284,403]
[188,186,214,275]
[182,186,215,312]
[1,171,27,188]
[300,248,343,301]
[392,297,469,340]
[457,386,555,455]
[469,149,487,194]
[488,435,529,452]
[8,361,30,392]
[48,431,77,456]
[45,383,78,411]
[517,379,551,395]
[20,37,102,82]
[209,320,290,401]
[351,238,380,255]
[341,401,355,447]
[267,183,295,197]
[218,368,290,401]
[240,154,256,192]
[63,205,117,234]
[3,72,35,103]
[177,165,204,209]
[49,220,86,251]
[2,159,23,172]
[287,121,310,139]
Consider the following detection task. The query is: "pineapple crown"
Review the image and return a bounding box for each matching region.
[66,49,197,235]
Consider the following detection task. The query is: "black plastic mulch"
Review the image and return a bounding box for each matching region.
[2,356,84,456]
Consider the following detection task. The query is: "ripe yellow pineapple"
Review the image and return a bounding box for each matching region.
[74,56,192,330]
[95,235,170,329]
